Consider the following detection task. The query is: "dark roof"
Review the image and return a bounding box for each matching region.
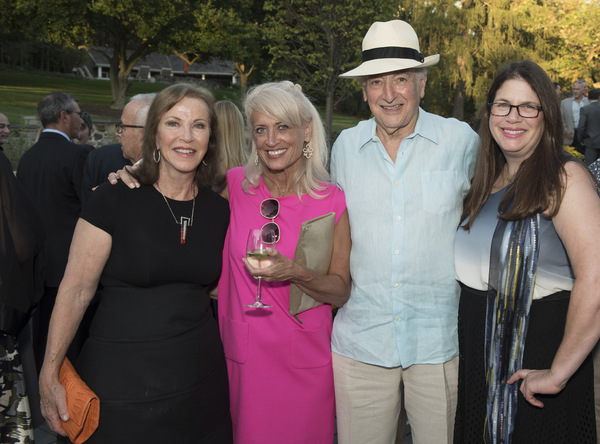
[84,46,235,76]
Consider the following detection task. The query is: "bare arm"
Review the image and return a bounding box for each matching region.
[508,162,600,407]
[39,219,112,435]
[243,209,352,307]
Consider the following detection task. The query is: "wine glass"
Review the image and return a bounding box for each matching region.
[244,228,273,308]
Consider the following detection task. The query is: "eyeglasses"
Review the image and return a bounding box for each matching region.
[66,110,83,117]
[116,123,144,134]
[488,102,542,118]
[260,198,280,244]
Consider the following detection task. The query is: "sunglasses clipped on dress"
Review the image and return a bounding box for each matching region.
[260,198,280,244]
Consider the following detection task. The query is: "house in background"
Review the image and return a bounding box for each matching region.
[73,46,238,87]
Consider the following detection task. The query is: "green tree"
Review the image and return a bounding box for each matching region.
[399,0,558,121]
[2,0,201,109]
[515,0,600,86]
[263,0,398,144]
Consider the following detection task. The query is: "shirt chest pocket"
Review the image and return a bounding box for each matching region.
[421,171,461,215]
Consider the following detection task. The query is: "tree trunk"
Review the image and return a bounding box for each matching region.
[235,62,255,97]
[453,79,465,121]
[109,63,130,110]
[325,87,334,151]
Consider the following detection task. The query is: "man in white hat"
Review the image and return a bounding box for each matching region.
[330,20,479,443]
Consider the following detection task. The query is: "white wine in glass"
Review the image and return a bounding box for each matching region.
[244,228,273,308]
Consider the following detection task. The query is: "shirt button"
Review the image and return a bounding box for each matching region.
[394,249,399,255]
[395,283,400,288]
[396,316,401,322]
[395,182,400,187]
[396,216,401,221]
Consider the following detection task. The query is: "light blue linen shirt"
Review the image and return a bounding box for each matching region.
[330,110,479,368]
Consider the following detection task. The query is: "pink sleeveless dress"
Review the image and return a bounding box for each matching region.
[218,167,346,443]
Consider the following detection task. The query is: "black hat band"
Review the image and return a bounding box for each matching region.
[362,46,425,63]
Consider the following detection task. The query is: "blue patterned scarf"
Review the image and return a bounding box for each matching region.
[485,214,540,443]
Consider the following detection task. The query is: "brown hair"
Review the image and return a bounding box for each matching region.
[133,83,220,188]
[461,60,571,230]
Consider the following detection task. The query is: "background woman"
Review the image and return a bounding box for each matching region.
[39,84,232,443]
[454,60,600,442]
[218,81,351,443]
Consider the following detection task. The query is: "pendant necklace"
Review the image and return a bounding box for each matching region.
[155,183,196,245]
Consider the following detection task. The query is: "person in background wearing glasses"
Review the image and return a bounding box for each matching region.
[454,60,600,442]
[81,94,155,204]
[39,84,233,443]
[16,92,93,371]
[0,113,11,151]
[217,81,351,443]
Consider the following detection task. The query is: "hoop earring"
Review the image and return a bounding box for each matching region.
[202,160,208,166]
[303,142,313,159]
[153,149,161,163]
[254,152,259,166]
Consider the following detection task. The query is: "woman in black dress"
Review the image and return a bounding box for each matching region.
[39,84,232,443]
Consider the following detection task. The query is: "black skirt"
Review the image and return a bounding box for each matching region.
[75,284,232,444]
[454,285,596,443]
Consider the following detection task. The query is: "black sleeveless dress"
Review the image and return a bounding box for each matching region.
[76,182,232,443]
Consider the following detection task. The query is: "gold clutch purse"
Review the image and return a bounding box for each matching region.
[289,212,335,316]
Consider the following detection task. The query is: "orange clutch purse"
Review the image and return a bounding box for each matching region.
[59,358,100,444]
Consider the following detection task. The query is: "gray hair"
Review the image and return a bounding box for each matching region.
[38,92,78,128]
[242,81,330,199]
[130,93,156,126]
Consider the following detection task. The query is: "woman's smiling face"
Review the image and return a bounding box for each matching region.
[251,111,311,175]
[489,78,545,163]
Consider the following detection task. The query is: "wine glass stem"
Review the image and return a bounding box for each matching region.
[256,277,263,304]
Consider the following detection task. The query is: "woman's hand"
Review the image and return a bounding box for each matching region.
[108,164,140,188]
[508,368,566,408]
[242,247,296,282]
[39,367,69,436]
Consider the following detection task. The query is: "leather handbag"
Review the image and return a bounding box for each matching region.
[289,212,335,316]
[59,358,100,443]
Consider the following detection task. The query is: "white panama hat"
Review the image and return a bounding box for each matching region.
[340,20,440,79]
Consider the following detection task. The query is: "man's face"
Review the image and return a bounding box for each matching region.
[362,70,426,139]
[66,101,83,140]
[0,114,10,146]
[117,101,144,163]
[572,82,585,100]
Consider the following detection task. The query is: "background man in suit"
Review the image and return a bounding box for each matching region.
[578,88,600,165]
[16,92,92,368]
[80,93,154,204]
[560,80,589,153]
[0,113,10,151]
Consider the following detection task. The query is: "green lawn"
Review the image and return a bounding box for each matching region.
[0,71,362,133]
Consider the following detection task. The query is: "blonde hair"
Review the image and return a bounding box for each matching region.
[243,81,330,198]
[214,100,248,171]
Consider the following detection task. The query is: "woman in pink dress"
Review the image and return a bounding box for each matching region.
[218,81,351,443]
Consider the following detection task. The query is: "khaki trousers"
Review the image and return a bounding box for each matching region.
[333,352,458,444]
